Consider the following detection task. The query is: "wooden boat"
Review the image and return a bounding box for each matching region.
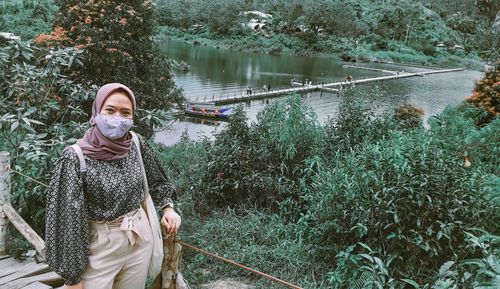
[184,103,232,119]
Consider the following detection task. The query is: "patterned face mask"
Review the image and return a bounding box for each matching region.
[94,114,133,139]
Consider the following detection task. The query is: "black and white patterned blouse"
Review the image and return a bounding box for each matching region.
[45,134,176,286]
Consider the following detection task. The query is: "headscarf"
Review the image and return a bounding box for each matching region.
[75,83,137,160]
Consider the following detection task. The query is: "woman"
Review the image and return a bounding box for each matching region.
[45,83,181,289]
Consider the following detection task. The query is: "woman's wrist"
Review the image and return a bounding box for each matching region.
[163,206,175,213]
[162,201,174,211]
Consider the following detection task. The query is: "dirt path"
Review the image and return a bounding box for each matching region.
[200,278,255,289]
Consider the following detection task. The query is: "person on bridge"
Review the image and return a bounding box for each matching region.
[45,83,181,289]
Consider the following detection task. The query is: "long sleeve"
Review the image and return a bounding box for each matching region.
[138,135,178,208]
[45,150,89,286]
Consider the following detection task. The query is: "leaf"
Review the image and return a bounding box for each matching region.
[27,119,44,125]
[373,256,388,275]
[10,121,19,132]
[486,255,499,274]
[439,261,455,276]
[21,50,31,60]
[360,254,374,263]
[401,279,420,288]
[357,242,373,253]
[492,275,500,288]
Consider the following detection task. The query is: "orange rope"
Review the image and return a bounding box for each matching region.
[175,239,304,289]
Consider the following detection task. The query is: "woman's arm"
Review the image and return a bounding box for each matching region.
[137,135,178,208]
[138,135,181,233]
[45,149,90,286]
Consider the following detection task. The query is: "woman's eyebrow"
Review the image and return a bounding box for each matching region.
[103,104,116,109]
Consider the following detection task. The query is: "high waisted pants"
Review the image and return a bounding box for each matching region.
[81,207,153,289]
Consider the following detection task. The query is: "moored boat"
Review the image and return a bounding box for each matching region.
[184,103,232,119]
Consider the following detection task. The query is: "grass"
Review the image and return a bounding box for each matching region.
[175,208,328,289]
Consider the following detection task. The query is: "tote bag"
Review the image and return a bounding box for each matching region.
[131,132,164,279]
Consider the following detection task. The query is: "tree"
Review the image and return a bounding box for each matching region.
[204,0,246,35]
[37,0,182,121]
[304,0,358,36]
[447,12,477,52]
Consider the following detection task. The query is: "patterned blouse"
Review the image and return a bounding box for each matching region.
[45,134,176,285]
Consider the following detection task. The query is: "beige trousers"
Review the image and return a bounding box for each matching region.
[81,207,153,289]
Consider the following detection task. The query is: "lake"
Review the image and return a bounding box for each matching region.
[154,39,483,146]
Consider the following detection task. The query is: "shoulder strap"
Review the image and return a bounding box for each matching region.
[130,132,151,198]
[70,144,86,177]
[130,131,140,152]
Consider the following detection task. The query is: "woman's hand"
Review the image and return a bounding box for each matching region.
[161,208,181,235]
[64,283,83,289]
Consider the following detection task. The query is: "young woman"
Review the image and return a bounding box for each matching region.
[45,83,181,289]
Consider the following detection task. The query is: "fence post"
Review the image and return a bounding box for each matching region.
[0,152,10,255]
[160,231,183,289]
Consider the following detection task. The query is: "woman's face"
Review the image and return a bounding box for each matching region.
[100,91,133,119]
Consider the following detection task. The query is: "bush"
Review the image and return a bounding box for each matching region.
[0,37,177,237]
[0,38,92,234]
[394,104,424,128]
[467,61,499,120]
[309,104,499,285]
[194,98,322,218]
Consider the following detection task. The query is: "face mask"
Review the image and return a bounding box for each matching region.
[94,114,133,140]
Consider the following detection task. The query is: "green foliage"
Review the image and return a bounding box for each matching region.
[45,0,182,137]
[311,103,499,285]
[156,84,498,287]
[0,37,92,233]
[157,0,495,65]
[193,98,322,218]
[177,208,323,289]
[0,0,56,40]
[0,36,177,237]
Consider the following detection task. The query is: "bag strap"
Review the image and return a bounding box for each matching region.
[71,144,87,177]
[70,144,87,193]
[130,132,151,199]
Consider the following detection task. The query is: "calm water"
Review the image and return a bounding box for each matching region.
[154,40,483,146]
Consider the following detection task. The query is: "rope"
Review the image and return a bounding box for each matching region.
[175,239,304,289]
[10,170,304,289]
[11,169,48,187]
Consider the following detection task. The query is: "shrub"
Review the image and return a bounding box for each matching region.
[0,38,92,233]
[394,104,424,128]
[467,62,499,120]
[156,87,498,288]
[310,104,499,285]
[194,97,322,218]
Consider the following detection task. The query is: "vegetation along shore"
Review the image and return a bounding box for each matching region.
[155,0,498,70]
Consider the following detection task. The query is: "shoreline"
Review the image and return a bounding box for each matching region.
[156,26,485,71]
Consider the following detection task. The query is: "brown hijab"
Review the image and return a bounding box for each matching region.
[76,83,137,160]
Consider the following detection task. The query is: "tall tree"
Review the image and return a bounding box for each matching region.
[38,0,181,114]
